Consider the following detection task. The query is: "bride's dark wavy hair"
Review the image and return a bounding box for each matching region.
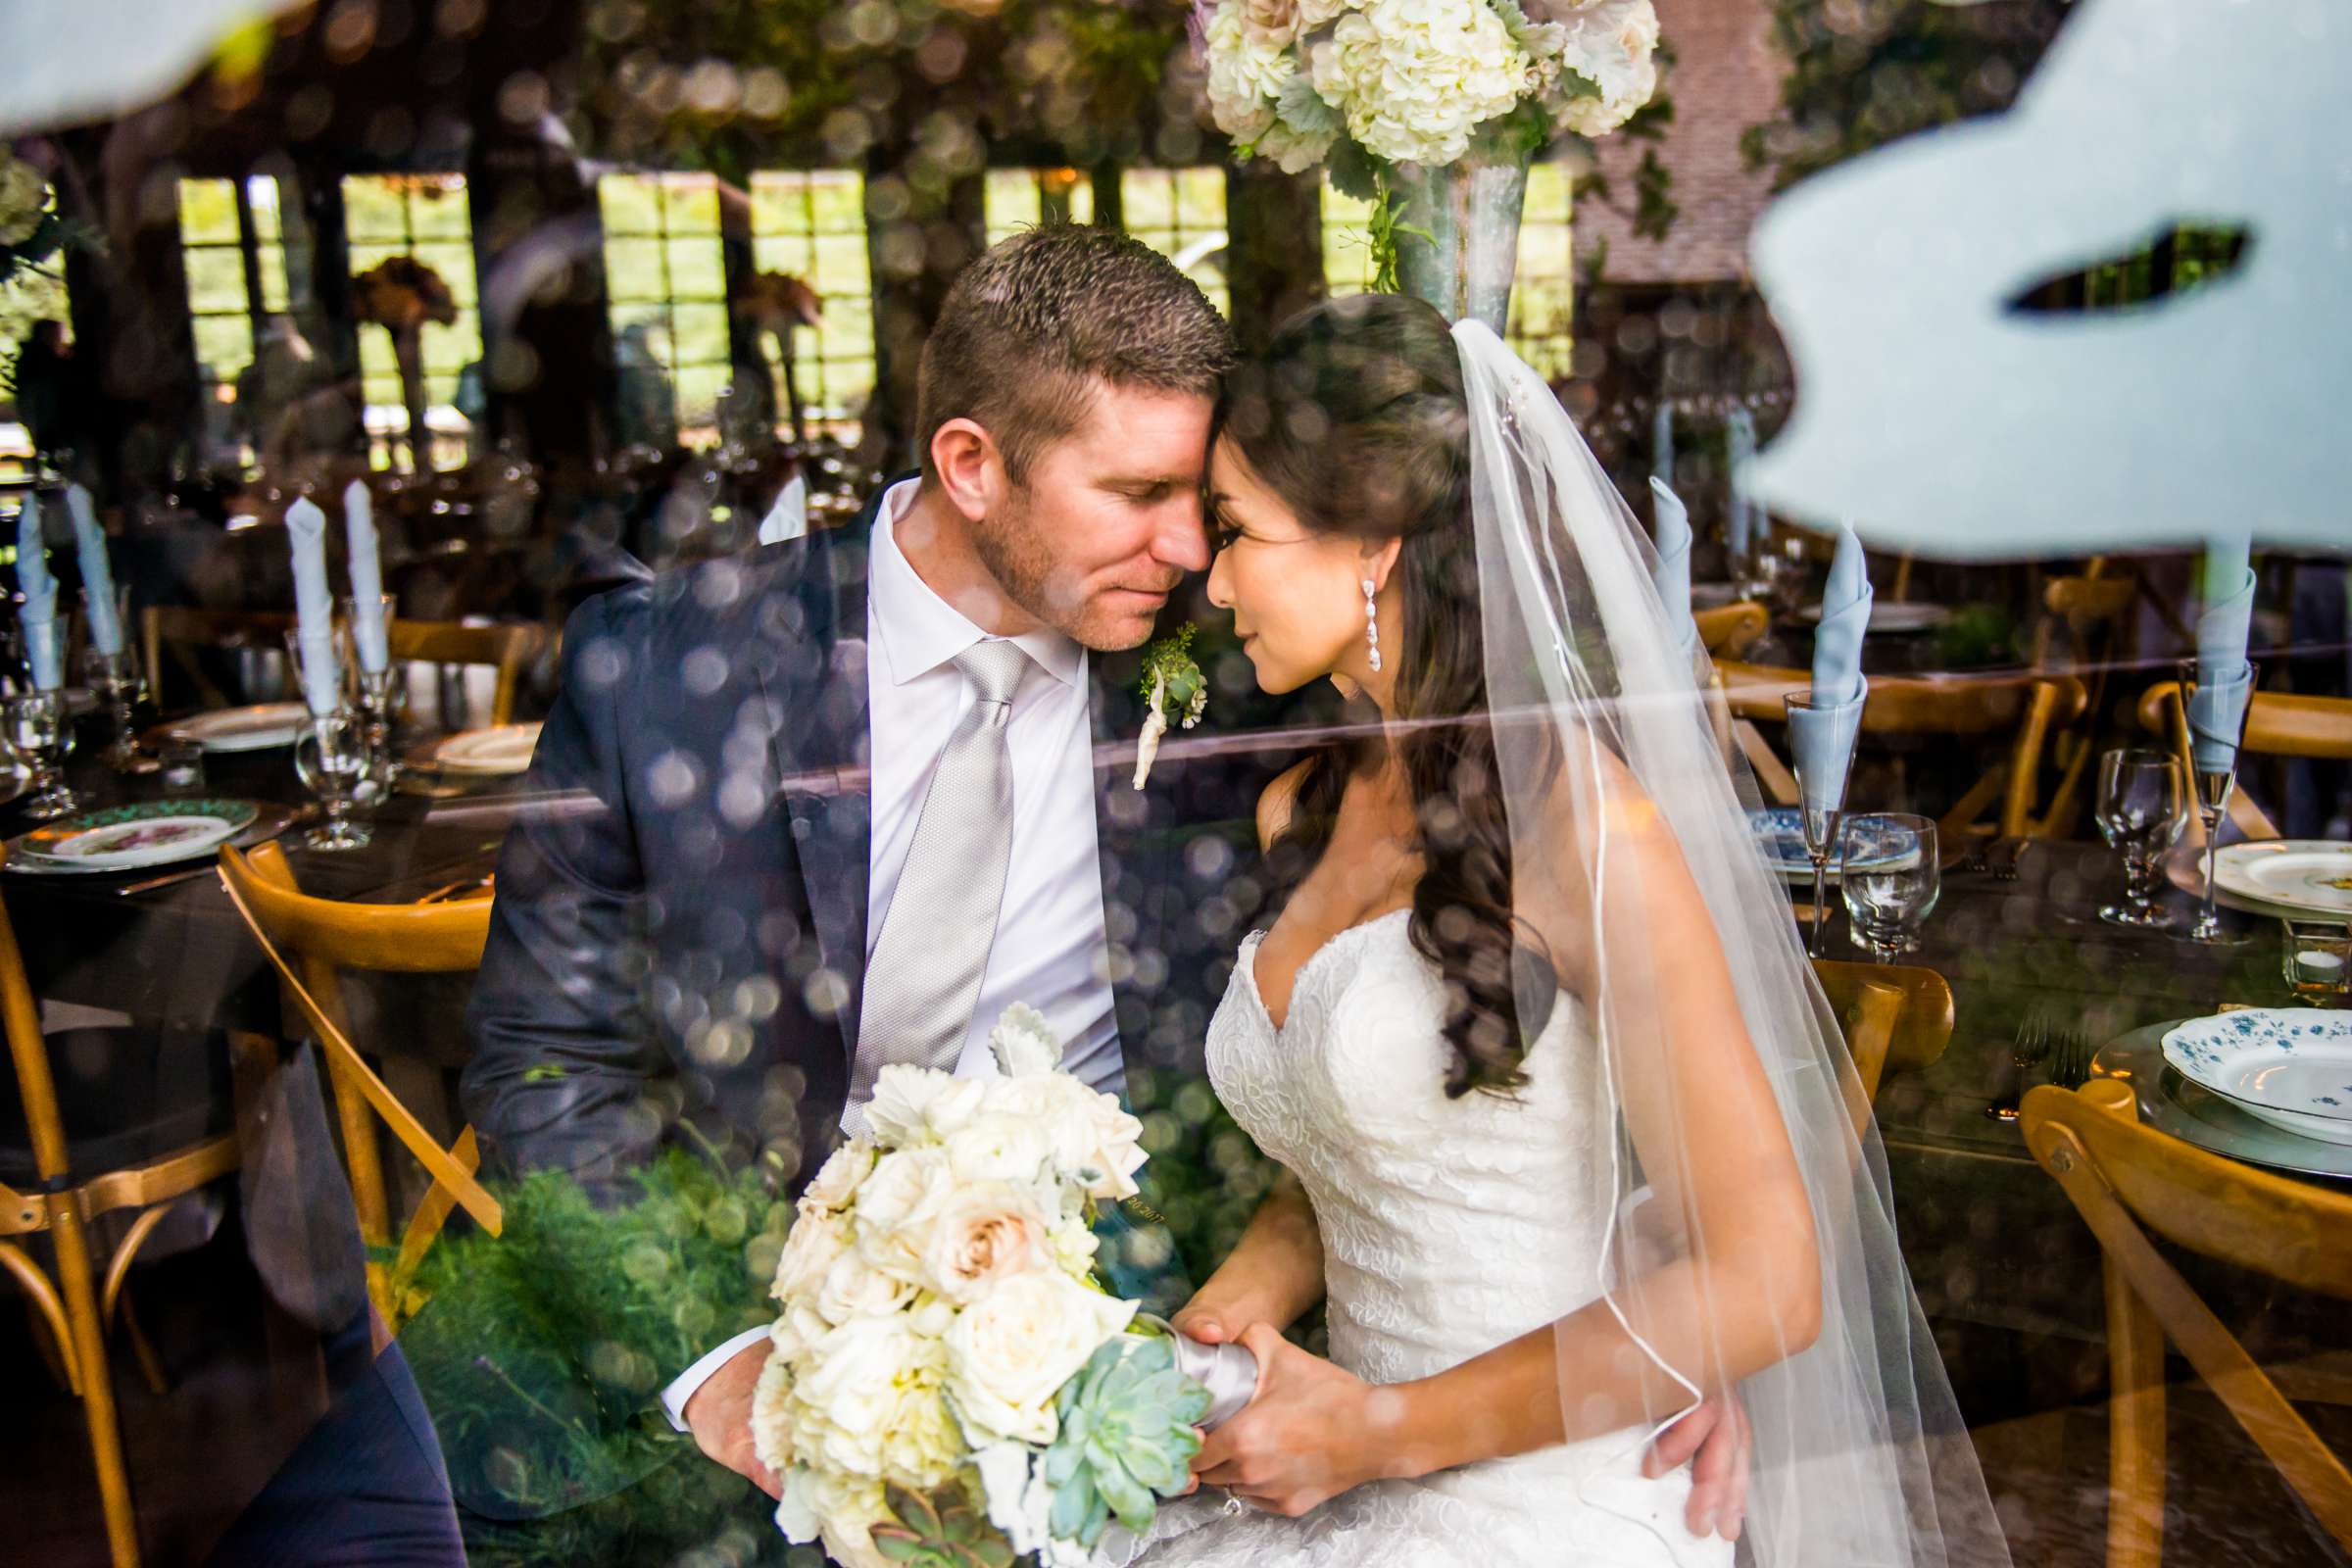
[1212,293,1553,1099]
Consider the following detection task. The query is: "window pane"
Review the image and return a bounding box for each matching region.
[670,303,730,368]
[184,248,249,316]
[807,173,863,232]
[406,178,470,239]
[812,234,868,292]
[661,174,721,234]
[177,179,239,244]
[342,177,409,241]
[675,364,728,432]
[754,233,816,277]
[411,243,477,307]
[191,315,254,382]
[605,237,667,303]
[986,172,1042,243]
[257,243,290,314]
[599,173,662,237]
[664,236,725,301]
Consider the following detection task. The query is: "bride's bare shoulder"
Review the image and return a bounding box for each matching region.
[1256,759,1319,852]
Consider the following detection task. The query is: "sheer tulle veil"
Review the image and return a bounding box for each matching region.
[1451,319,2010,1567]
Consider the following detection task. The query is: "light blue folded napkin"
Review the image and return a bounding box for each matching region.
[1788,524,1873,823]
[1648,478,1698,662]
[1652,401,1676,489]
[2188,534,2255,774]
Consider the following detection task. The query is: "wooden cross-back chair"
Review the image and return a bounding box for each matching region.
[138,607,295,712]
[2136,683,2352,844]
[1693,602,1769,661]
[383,617,536,727]
[217,842,502,1329]
[1811,959,1953,1140]
[1715,662,2089,847]
[2032,563,2141,838]
[141,608,534,726]
[0,843,249,1567]
[2023,1080,2352,1567]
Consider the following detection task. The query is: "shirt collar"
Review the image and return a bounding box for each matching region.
[868,479,1086,690]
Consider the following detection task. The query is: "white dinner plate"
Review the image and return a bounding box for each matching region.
[2160,1009,2352,1146]
[424,722,541,775]
[2165,845,2352,926]
[2094,1023,2352,1181]
[1797,601,1953,634]
[2212,840,2352,920]
[6,798,261,873]
[164,702,310,753]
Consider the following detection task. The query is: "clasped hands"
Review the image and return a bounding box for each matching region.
[1170,1309,1750,1540]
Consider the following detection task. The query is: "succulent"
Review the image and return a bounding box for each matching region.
[1039,1336,1212,1549]
[1137,625,1206,726]
[870,1479,1016,1568]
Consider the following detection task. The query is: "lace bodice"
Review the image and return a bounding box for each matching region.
[1131,913,1729,1567]
[1209,912,1617,1386]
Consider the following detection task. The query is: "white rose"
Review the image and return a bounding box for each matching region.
[777,1466,895,1568]
[1203,3,1288,143]
[816,1245,919,1323]
[918,1183,1047,1302]
[864,1063,961,1146]
[987,1002,1064,1077]
[851,1146,960,1282]
[772,1209,849,1304]
[946,1271,1137,1446]
[917,1073,990,1141]
[801,1137,877,1214]
[1047,1214,1102,1275]
[993,1075,1148,1201]
[974,1442,1058,1560]
[1545,0,1659,138]
[941,1106,1055,1190]
[750,1343,799,1474]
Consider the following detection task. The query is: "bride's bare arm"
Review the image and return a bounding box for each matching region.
[1171,1168,1326,1342]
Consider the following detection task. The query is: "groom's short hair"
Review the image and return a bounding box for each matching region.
[918,225,1233,486]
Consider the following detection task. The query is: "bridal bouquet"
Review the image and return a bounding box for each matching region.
[753,1005,1211,1568]
[1200,0,1660,172]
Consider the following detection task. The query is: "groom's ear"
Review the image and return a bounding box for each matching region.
[930,417,1007,522]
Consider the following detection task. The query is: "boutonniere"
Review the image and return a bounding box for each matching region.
[1133,625,1207,789]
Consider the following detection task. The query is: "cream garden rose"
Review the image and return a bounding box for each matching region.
[946,1270,1138,1446]
[800,1137,877,1214]
[918,1183,1047,1302]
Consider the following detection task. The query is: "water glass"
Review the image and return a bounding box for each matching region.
[2094,748,2185,929]
[7,690,78,818]
[81,645,155,773]
[2281,919,2352,1004]
[157,737,207,796]
[1840,813,1940,962]
[292,708,376,851]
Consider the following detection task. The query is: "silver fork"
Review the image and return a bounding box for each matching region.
[1992,836,2034,882]
[2048,1023,2096,1091]
[1985,1012,2053,1122]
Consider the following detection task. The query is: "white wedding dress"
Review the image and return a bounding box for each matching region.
[1133,912,1733,1568]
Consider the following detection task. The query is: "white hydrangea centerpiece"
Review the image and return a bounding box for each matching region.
[1200,0,1661,283]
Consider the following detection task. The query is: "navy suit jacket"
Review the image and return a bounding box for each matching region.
[463,482,1310,1246]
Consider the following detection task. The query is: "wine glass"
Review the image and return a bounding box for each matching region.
[340,593,402,795]
[81,639,155,774]
[2178,658,2261,945]
[292,708,376,850]
[1840,813,1940,962]
[2094,748,2185,928]
[7,690,78,818]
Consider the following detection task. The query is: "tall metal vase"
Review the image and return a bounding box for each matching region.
[1391,132,1533,334]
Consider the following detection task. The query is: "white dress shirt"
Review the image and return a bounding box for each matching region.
[662,479,1122,1430]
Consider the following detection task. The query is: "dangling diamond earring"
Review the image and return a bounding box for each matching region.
[1362,577,1383,673]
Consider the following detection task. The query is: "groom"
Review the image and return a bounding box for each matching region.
[463,225,1749,1536]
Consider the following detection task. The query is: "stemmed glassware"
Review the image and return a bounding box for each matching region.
[341,593,402,799]
[1785,691,1863,956]
[1840,813,1941,962]
[2178,658,2260,945]
[7,689,78,818]
[81,630,156,774]
[2093,748,2186,929]
[291,707,376,851]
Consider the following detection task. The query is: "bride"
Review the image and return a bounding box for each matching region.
[1131,296,2009,1567]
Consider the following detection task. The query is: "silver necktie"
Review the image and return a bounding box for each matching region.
[843,639,1033,1135]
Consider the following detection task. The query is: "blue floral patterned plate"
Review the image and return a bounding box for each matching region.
[2160,1009,2352,1146]
[1747,808,1912,885]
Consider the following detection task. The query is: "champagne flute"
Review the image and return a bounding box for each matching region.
[2094,748,2184,928]
[1785,691,1863,956]
[1840,813,1940,962]
[2178,658,2260,945]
